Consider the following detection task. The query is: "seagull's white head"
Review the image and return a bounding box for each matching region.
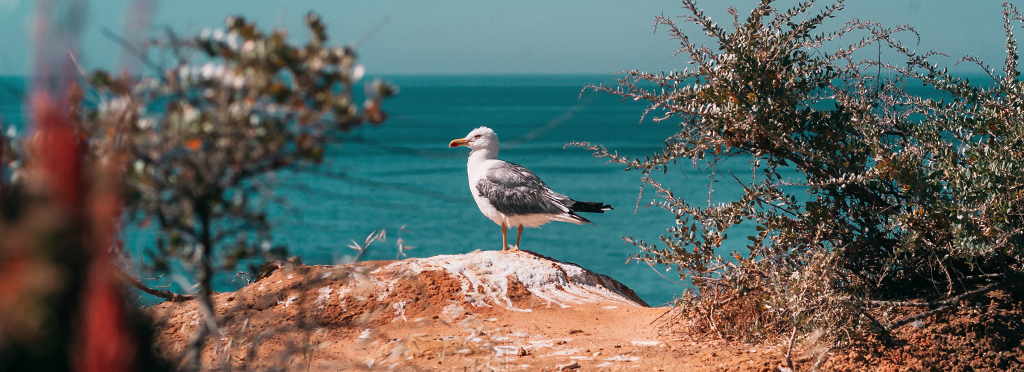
[449,126,499,151]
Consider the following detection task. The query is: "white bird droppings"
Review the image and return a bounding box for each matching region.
[493,345,522,357]
[374,251,645,311]
[542,347,584,357]
[315,287,333,311]
[604,355,642,362]
[631,340,664,347]
[278,296,297,308]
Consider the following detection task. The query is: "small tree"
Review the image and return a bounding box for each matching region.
[82,13,393,370]
[578,0,1022,350]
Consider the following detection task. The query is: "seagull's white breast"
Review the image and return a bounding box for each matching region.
[467,158,506,225]
[466,156,564,228]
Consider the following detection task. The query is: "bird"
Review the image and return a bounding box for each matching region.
[449,126,612,251]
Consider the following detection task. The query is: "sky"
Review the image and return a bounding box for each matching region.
[0,0,1015,76]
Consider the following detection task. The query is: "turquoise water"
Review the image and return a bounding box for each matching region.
[259,74,693,305]
[0,74,841,306]
[2,73,997,306]
[2,73,988,306]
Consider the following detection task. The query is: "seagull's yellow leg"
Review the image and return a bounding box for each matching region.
[501,222,509,251]
[513,225,523,251]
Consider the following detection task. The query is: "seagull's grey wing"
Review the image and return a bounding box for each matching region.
[476,162,570,216]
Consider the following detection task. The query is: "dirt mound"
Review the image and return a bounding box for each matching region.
[145,251,1024,371]
[146,250,669,370]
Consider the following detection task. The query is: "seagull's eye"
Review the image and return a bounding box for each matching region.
[473,134,482,139]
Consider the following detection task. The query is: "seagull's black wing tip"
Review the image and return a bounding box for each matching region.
[570,201,613,214]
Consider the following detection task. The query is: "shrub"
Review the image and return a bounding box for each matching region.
[81,13,393,369]
[577,0,1023,347]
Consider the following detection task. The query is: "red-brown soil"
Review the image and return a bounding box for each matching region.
[819,288,1024,372]
[145,252,1024,371]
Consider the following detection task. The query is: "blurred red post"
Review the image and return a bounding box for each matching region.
[29,1,137,371]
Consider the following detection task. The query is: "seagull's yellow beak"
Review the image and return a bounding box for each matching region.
[449,138,470,148]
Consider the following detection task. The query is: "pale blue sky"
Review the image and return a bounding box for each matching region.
[0,0,1012,76]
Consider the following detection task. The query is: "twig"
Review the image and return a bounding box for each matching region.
[116,268,195,302]
[649,306,677,325]
[99,27,167,82]
[641,260,686,286]
[784,326,797,371]
[352,0,410,47]
[66,51,88,78]
[957,273,1005,281]
[810,346,836,372]
[885,279,1008,330]
[857,309,893,345]
[865,276,1006,308]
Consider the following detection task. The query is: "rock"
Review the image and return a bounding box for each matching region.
[556,361,580,370]
[386,250,649,309]
[494,345,528,357]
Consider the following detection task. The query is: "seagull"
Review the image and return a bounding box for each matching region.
[449,127,612,251]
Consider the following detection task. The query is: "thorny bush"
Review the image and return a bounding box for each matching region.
[575,0,1024,347]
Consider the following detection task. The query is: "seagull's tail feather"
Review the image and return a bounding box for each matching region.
[569,200,613,214]
[568,213,596,226]
[555,200,611,226]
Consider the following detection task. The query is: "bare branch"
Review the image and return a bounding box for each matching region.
[116,267,195,302]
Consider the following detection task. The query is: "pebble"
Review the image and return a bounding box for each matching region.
[556,361,580,370]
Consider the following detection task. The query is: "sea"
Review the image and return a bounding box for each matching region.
[0,73,967,306]
[252,74,696,306]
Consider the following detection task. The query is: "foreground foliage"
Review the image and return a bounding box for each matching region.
[2,3,393,369]
[79,13,393,370]
[579,0,1024,349]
